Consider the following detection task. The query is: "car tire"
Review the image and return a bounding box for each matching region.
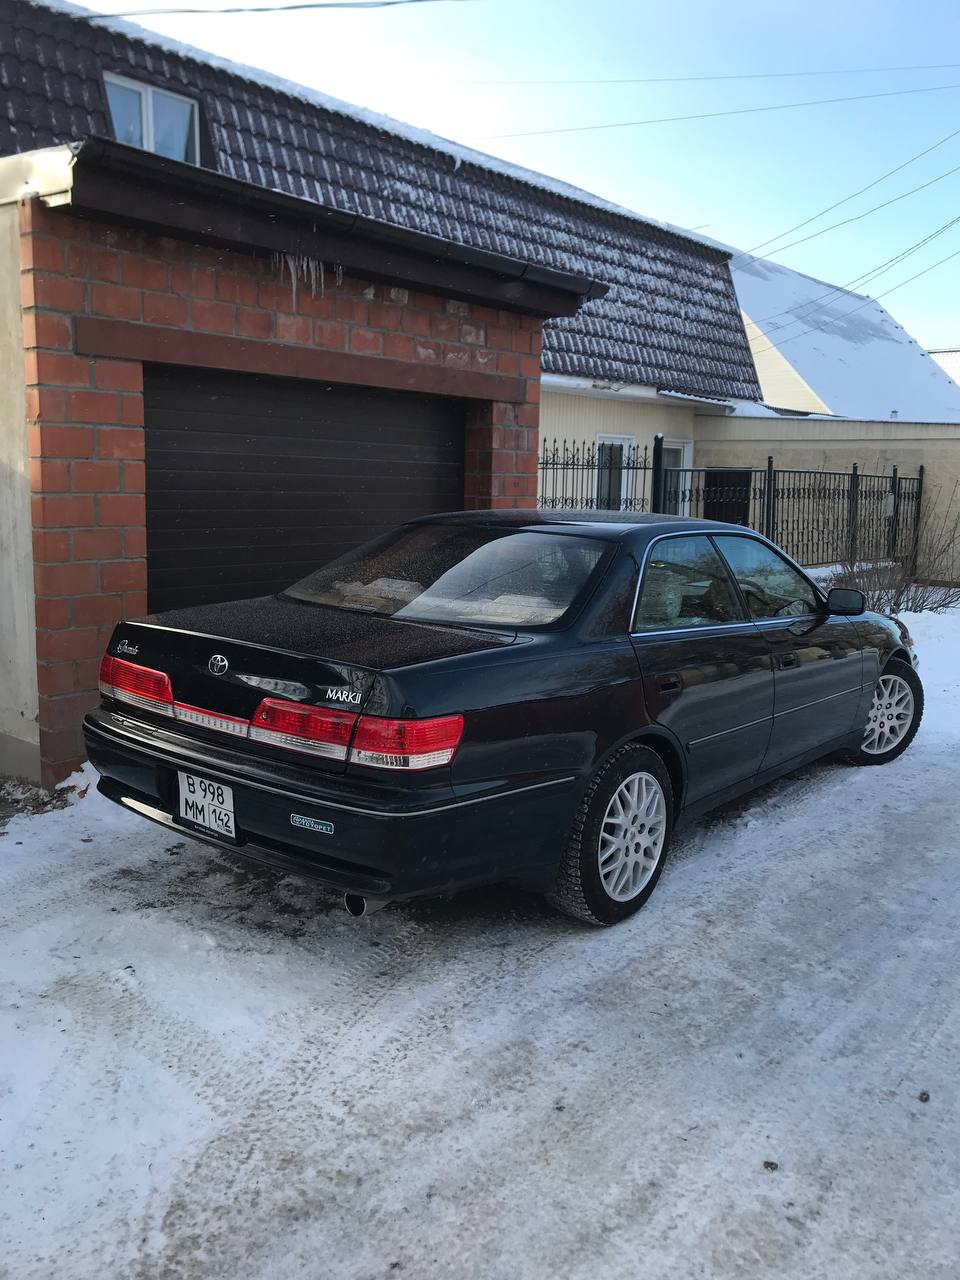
[546,744,674,926]
[848,658,924,766]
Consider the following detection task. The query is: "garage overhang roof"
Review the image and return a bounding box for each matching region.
[0,140,609,318]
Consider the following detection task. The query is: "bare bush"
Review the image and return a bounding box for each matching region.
[825,482,960,614]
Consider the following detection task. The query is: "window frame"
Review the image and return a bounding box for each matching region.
[103,71,201,165]
[629,531,749,636]
[709,532,826,626]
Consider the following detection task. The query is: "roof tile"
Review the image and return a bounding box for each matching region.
[1,0,761,400]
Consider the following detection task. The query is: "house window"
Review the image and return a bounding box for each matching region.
[103,72,200,164]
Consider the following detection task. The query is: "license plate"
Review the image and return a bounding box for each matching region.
[177,771,236,839]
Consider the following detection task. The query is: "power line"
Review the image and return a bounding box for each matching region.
[478,82,960,140]
[738,156,960,262]
[738,124,960,257]
[749,245,960,357]
[92,0,471,17]
[753,212,960,331]
[464,62,960,87]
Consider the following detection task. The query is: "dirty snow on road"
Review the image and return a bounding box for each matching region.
[2,612,959,1280]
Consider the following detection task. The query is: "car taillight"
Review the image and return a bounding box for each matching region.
[249,698,358,760]
[350,714,464,770]
[99,655,175,715]
[97,659,463,771]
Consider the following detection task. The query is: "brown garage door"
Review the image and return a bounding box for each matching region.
[144,365,465,612]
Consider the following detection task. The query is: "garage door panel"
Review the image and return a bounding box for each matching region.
[149,404,460,433]
[148,536,360,563]
[147,488,458,515]
[149,550,387,594]
[150,549,338,579]
[148,511,432,546]
[147,396,460,435]
[145,455,464,486]
[148,424,463,460]
[144,366,465,613]
[149,506,447,542]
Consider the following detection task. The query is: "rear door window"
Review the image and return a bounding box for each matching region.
[633,536,745,632]
[713,536,820,620]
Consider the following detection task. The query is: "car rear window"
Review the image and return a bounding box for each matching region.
[284,525,607,626]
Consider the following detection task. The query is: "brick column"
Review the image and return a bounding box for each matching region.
[465,317,541,510]
[464,400,540,509]
[20,203,146,784]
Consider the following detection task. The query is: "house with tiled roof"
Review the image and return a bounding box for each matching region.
[0,0,764,783]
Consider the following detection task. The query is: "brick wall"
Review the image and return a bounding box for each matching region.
[18,201,542,784]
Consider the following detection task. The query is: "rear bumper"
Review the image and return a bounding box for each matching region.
[83,710,574,900]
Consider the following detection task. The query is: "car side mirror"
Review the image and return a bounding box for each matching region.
[826,587,866,616]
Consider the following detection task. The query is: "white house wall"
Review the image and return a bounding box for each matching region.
[539,389,697,461]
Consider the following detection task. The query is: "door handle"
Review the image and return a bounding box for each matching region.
[658,676,682,693]
[778,653,800,670]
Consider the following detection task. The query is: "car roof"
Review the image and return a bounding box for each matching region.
[413,509,748,544]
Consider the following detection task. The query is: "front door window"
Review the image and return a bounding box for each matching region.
[713,536,820,620]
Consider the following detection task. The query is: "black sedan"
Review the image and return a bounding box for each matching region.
[84,511,923,925]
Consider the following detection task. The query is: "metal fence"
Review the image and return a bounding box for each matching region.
[538,439,652,512]
[538,435,924,569]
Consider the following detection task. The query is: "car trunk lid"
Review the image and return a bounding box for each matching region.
[102,595,513,773]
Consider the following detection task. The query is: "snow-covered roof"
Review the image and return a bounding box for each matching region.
[728,255,960,423]
[0,0,761,401]
[930,349,960,386]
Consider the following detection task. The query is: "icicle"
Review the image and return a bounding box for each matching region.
[284,251,298,310]
[271,251,327,309]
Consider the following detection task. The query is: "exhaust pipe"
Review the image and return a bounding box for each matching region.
[343,892,390,917]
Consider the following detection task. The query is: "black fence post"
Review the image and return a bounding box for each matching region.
[910,464,925,579]
[887,465,900,560]
[847,463,860,565]
[764,455,776,540]
[651,434,665,514]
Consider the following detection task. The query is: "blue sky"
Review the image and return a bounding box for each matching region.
[77,0,960,347]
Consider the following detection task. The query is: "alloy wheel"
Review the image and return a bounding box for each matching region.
[598,771,667,902]
[862,674,915,756]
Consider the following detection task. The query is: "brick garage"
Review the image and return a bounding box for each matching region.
[1,142,601,786]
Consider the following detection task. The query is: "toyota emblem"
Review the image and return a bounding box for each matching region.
[208,654,229,676]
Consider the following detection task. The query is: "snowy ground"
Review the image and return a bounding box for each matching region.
[2,612,959,1280]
